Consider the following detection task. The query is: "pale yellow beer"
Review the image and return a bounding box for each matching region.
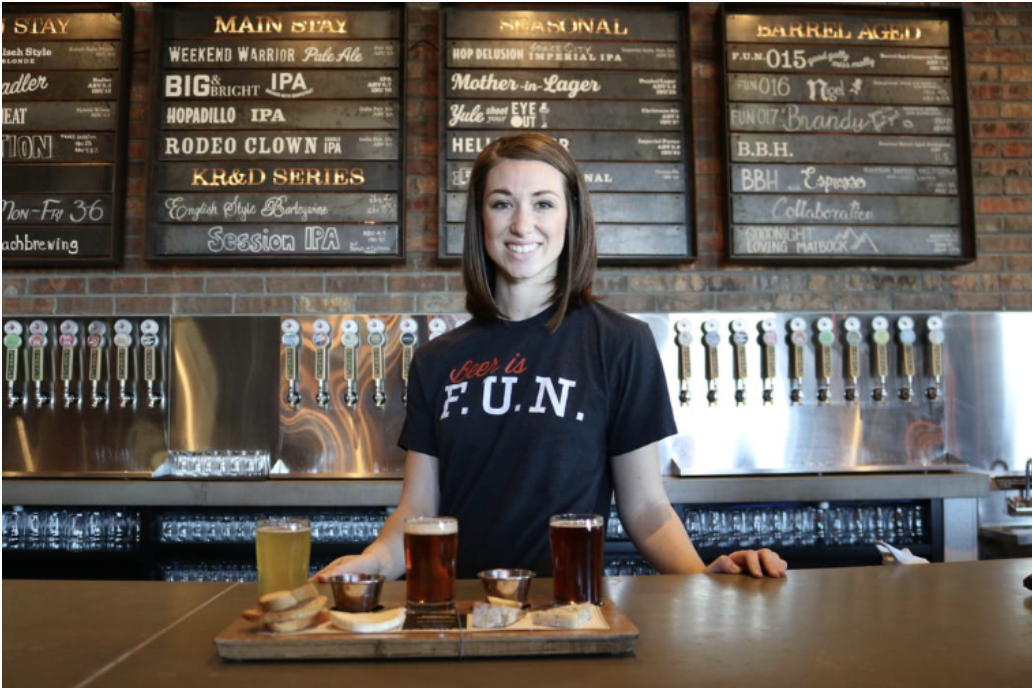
[256,518,311,597]
[404,516,458,609]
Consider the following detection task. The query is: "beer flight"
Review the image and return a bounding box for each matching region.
[250,512,606,634]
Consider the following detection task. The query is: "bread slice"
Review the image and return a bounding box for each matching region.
[260,595,328,625]
[267,614,319,633]
[259,590,297,613]
[259,583,320,613]
[329,607,406,634]
[241,607,263,622]
[530,603,594,629]
[486,595,523,609]
[471,602,525,628]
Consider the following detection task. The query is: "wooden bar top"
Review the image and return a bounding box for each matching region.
[4,560,1029,688]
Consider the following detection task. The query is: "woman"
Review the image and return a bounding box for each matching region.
[316,133,786,581]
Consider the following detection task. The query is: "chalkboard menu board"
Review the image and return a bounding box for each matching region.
[2,4,132,267]
[718,5,974,265]
[441,6,694,264]
[146,5,405,264]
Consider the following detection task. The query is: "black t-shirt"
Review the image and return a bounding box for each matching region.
[399,301,677,578]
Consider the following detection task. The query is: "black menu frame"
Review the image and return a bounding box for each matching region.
[439,3,696,265]
[718,4,975,266]
[2,3,133,268]
[145,3,407,265]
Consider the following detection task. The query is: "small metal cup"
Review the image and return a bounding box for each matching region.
[477,569,535,605]
[328,573,385,613]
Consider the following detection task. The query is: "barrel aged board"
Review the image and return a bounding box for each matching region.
[146,5,405,264]
[441,7,693,263]
[2,5,132,267]
[719,5,974,265]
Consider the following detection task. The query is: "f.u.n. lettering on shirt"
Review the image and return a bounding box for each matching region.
[440,375,580,420]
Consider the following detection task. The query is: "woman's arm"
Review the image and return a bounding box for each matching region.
[612,443,706,574]
[612,442,787,578]
[313,450,440,581]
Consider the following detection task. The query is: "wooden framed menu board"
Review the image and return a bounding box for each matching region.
[146,4,405,264]
[2,4,132,267]
[718,5,975,265]
[440,5,695,264]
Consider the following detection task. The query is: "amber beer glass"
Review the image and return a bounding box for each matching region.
[550,513,604,605]
[404,516,458,609]
[255,518,311,598]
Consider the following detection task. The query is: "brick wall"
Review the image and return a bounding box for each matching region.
[3,3,1031,316]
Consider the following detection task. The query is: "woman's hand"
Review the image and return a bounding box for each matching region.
[705,549,788,578]
[311,552,382,583]
[313,450,442,584]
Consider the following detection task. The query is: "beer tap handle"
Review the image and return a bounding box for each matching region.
[400,318,419,407]
[281,319,302,410]
[702,320,720,406]
[368,318,387,408]
[340,319,360,408]
[31,339,50,407]
[428,317,447,341]
[896,316,916,403]
[59,320,80,408]
[312,319,332,410]
[675,319,692,407]
[140,319,163,408]
[760,319,777,405]
[871,316,890,403]
[86,321,108,408]
[113,319,135,408]
[5,320,25,408]
[27,320,51,408]
[843,317,862,403]
[730,319,748,406]
[789,318,808,405]
[926,316,945,402]
[815,317,835,405]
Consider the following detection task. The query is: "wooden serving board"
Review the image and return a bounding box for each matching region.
[215,598,638,661]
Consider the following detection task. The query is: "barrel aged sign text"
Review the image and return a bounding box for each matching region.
[719,5,974,265]
[2,5,132,266]
[441,7,694,263]
[146,5,405,264]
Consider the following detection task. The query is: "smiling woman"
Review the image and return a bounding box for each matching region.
[315,133,788,584]
[481,159,568,315]
[462,133,596,331]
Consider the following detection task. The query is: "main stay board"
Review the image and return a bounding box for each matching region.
[146,4,406,264]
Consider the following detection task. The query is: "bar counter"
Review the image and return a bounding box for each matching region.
[5,559,1028,688]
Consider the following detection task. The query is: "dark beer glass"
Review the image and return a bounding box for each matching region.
[404,516,458,610]
[550,513,604,605]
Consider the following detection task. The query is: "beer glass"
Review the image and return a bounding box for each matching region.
[255,517,311,597]
[550,513,604,605]
[404,516,458,610]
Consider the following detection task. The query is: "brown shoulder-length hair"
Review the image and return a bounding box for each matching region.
[463,132,596,332]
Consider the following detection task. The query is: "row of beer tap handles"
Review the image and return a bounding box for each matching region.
[280,317,447,410]
[4,319,164,410]
[675,315,945,407]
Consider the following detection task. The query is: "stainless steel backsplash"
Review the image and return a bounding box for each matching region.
[3,311,1030,477]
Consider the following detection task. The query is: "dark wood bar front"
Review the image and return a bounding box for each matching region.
[5,560,1028,688]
